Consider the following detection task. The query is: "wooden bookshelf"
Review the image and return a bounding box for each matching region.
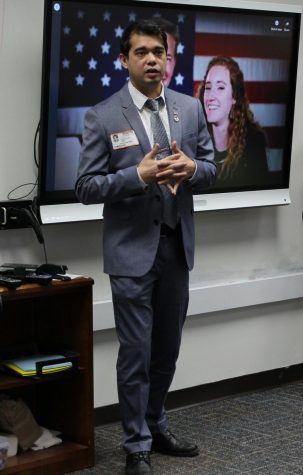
[0,278,95,474]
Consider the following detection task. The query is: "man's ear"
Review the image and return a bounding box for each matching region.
[119,53,128,70]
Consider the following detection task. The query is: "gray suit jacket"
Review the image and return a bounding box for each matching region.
[75,84,216,276]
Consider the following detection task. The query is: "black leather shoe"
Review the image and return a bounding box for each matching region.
[125,451,152,475]
[152,429,199,457]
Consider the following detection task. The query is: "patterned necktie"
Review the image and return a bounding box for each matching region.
[145,98,179,229]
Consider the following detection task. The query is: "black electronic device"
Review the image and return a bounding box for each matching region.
[0,276,24,289]
[0,263,39,274]
[0,264,53,285]
[22,273,53,285]
[36,263,70,281]
[0,204,44,243]
[0,263,68,282]
[36,263,68,275]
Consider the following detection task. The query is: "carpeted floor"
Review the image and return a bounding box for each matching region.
[69,380,303,474]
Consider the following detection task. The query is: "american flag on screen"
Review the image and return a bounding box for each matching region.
[193,11,294,172]
[58,3,195,108]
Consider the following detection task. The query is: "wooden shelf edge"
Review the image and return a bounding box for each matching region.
[0,277,94,301]
[2,441,94,474]
[0,367,86,390]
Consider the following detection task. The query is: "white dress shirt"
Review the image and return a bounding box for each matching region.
[128,80,197,184]
[128,80,171,147]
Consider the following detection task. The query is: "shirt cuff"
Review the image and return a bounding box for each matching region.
[187,159,198,181]
[136,167,148,188]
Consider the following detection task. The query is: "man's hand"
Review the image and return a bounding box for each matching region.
[137,144,179,184]
[137,142,196,194]
[156,141,196,194]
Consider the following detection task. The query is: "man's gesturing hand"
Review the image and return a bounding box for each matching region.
[156,141,196,194]
[137,144,179,185]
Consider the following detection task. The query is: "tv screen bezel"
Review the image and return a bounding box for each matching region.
[37,0,301,224]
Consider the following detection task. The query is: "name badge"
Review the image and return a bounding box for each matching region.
[110,130,139,150]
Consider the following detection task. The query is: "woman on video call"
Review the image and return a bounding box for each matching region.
[198,56,270,189]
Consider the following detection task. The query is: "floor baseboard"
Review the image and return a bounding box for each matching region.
[94,363,303,426]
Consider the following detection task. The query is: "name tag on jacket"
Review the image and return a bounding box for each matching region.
[110,130,139,150]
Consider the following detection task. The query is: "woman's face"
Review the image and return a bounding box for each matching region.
[203,65,236,126]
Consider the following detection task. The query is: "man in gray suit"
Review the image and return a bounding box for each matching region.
[76,19,216,475]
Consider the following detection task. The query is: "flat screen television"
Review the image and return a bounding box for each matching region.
[38,0,301,224]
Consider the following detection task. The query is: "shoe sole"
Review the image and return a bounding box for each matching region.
[152,447,199,457]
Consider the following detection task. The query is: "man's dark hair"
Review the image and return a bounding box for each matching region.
[120,19,168,57]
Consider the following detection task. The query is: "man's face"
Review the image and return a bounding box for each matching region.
[203,65,236,126]
[119,33,167,96]
[163,33,176,86]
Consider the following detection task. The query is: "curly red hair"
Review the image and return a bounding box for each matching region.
[198,56,262,179]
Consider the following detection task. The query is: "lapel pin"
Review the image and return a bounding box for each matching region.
[173,112,180,122]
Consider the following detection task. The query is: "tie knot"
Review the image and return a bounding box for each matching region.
[145,97,163,112]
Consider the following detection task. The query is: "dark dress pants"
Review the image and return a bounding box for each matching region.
[110,227,189,454]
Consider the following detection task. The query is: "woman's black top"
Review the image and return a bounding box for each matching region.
[212,124,271,190]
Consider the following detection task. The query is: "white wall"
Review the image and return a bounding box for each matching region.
[0,0,303,408]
